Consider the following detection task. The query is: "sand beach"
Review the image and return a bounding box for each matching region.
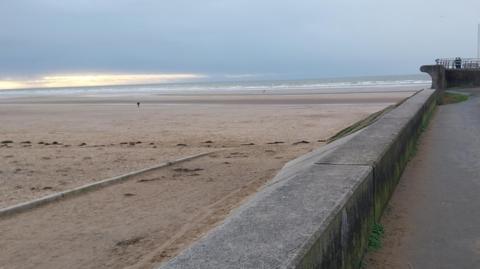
[0,88,416,268]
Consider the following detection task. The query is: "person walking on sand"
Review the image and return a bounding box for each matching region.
[137,102,140,108]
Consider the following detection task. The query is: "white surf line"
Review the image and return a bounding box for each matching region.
[0,151,217,218]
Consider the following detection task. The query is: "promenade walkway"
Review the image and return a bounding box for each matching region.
[366,89,480,268]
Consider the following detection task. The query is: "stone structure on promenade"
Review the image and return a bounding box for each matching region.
[422,58,480,89]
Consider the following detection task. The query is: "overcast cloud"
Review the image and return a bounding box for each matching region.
[1,0,480,81]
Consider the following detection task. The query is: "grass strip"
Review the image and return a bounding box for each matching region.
[439,91,469,105]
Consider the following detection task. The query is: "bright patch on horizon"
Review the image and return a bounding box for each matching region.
[0,73,205,90]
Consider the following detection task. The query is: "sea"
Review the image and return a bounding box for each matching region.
[0,74,430,97]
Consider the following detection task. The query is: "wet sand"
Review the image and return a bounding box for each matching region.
[0,90,416,269]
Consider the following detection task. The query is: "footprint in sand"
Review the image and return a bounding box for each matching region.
[173,168,204,173]
[115,236,144,247]
[55,168,71,173]
[292,140,310,145]
[266,141,284,144]
[173,168,203,177]
[137,176,165,183]
[229,152,249,158]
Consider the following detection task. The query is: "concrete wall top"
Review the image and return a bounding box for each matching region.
[318,90,433,166]
[158,89,436,269]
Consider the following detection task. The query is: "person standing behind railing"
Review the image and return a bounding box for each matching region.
[455,57,462,69]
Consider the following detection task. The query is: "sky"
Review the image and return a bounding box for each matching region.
[1,0,480,88]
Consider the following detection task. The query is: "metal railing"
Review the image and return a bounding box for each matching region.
[435,58,480,69]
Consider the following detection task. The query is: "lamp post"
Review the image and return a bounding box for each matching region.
[477,23,480,58]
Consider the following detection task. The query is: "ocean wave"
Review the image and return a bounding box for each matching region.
[0,77,431,97]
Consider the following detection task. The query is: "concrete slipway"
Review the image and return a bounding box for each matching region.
[158,89,437,269]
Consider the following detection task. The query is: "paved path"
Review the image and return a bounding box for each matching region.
[366,89,480,269]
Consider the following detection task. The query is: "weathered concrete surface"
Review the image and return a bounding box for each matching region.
[366,89,480,268]
[318,90,437,218]
[158,132,374,269]
[421,65,447,90]
[161,164,373,269]
[158,89,437,269]
[421,65,480,89]
[445,69,480,88]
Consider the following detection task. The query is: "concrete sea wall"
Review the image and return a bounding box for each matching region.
[158,89,438,269]
[445,69,480,88]
[421,65,480,89]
